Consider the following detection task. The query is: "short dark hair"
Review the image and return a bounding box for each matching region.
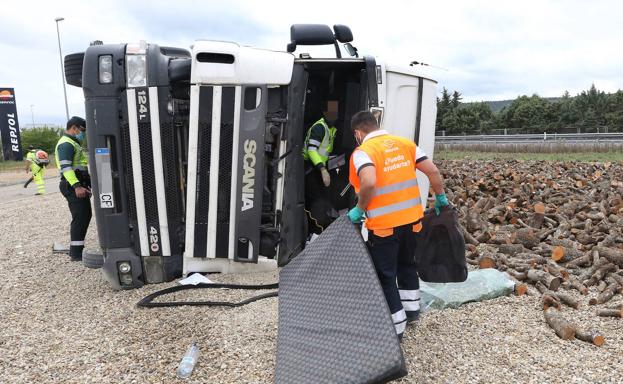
[67,116,86,130]
[350,111,378,133]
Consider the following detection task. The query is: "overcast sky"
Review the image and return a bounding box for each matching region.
[2,0,622,127]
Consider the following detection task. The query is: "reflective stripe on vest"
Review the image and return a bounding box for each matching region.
[373,177,419,197]
[367,196,422,218]
[348,133,424,230]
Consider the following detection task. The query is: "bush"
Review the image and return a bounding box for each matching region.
[20,126,63,155]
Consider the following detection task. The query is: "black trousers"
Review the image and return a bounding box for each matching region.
[60,179,92,258]
[367,223,421,336]
[304,166,335,234]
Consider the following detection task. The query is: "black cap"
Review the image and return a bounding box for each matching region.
[28,144,34,150]
[67,116,86,130]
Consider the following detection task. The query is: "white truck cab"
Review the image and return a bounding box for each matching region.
[66,24,438,290]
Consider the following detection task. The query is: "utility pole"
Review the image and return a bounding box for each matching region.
[55,17,70,121]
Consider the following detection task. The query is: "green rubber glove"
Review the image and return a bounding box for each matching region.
[434,193,449,216]
[348,206,365,224]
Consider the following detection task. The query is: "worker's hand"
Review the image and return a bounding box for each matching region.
[434,193,449,216]
[348,206,365,224]
[74,186,89,199]
[320,166,331,187]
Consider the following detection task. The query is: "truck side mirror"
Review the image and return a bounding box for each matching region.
[333,25,353,43]
[343,43,358,58]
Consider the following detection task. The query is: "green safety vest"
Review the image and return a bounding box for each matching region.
[302,117,337,167]
[26,150,36,162]
[55,134,88,186]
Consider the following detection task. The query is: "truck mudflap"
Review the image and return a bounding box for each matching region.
[275,216,407,383]
[184,85,266,273]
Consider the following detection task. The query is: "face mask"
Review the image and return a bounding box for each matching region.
[75,131,85,141]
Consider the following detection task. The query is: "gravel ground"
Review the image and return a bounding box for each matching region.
[1,191,622,383]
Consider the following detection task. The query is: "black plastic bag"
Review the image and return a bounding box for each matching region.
[415,205,468,283]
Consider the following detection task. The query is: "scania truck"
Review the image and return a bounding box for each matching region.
[65,24,438,290]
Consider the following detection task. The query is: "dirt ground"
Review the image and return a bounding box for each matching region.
[0,177,622,383]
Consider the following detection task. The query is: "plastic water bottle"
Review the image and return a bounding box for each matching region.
[176,342,200,379]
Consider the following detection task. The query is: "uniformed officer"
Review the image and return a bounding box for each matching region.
[347,111,449,339]
[24,145,47,195]
[303,100,339,232]
[55,116,92,261]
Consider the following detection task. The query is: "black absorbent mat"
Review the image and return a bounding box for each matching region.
[275,216,407,384]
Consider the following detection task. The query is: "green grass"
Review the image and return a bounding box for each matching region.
[0,160,27,172]
[435,150,623,162]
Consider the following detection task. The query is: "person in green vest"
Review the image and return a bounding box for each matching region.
[55,116,92,261]
[24,145,47,195]
[303,100,338,233]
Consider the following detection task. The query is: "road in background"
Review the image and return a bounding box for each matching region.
[0,177,60,203]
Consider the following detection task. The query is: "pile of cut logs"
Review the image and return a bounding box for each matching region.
[439,159,623,345]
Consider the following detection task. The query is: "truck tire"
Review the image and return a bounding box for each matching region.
[82,249,104,269]
[64,52,85,88]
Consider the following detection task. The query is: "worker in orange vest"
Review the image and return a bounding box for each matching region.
[348,111,448,340]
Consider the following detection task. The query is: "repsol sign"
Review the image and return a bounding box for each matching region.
[0,88,23,161]
[241,139,256,212]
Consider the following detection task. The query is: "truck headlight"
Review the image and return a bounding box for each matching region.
[126,54,147,87]
[118,262,131,274]
[99,55,113,84]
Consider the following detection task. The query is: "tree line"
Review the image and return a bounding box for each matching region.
[436,85,623,135]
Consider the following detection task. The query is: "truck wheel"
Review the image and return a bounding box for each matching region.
[82,249,104,269]
[64,52,85,88]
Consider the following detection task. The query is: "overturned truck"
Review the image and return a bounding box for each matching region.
[66,24,438,290]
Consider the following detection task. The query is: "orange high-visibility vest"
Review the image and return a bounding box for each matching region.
[349,133,424,231]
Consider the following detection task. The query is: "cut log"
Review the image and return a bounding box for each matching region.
[497,244,527,257]
[585,263,616,287]
[595,246,623,267]
[514,283,528,296]
[592,249,600,265]
[550,241,585,263]
[575,328,605,346]
[544,308,576,340]
[488,229,517,245]
[608,273,623,287]
[580,258,609,282]
[506,269,528,281]
[539,227,558,242]
[466,258,479,266]
[542,294,561,310]
[527,269,562,291]
[475,231,491,243]
[461,225,479,246]
[555,291,580,309]
[516,228,540,249]
[597,308,623,318]
[589,280,620,305]
[546,262,570,280]
[566,278,589,295]
[566,254,592,268]
[535,281,580,309]
[596,280,608,292]
[465,211,484,233]
[529,202,546,229]
[478,255,497,269]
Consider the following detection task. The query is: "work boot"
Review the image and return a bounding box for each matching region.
[69,254,82,262]
[406,310,420,324]
[35,192,43,196]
